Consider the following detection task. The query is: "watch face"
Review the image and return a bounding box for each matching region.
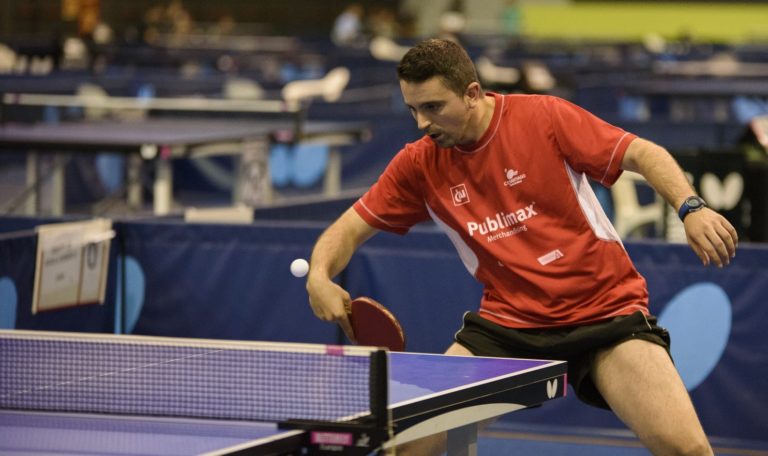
[679,196,707,221]
[688,198,702,208]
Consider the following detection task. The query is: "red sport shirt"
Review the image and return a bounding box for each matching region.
[354,93,649,328]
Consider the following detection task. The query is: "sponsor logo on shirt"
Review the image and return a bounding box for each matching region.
[467,203,538,241]
[537,249,564,265]
[503,168,526,187]
[451,184,470,206]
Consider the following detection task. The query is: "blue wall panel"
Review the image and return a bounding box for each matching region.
[1,216,766,441]
[117,220,339,344]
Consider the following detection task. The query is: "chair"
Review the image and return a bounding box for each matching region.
[369,36,410,62]
[476,56,521,88]
[611,171,664,238]
[223,77,265,100]
[0,43,17,74]
[522,61,556,93]
[281,66,350,105]
[73,84,129,198]
[270,67,352,199]
[61,37,89,70]
[76,83,110,120]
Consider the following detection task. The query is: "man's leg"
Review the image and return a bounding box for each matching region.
[591,338,713,456]
[395,343,473,456]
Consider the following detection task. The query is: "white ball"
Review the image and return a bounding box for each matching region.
[290,258,309,278]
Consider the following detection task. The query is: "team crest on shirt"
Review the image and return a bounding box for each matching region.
[450,184,470,206]
[503,168,526,187]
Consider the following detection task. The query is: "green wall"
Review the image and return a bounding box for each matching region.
[520,2,768,43]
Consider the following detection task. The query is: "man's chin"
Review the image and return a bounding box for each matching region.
[430,134,451,148]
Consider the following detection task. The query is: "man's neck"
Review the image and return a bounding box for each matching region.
[473,93,496,141]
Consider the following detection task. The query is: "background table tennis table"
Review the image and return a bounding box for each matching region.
[0,95,369,215]
[0,338,566,456]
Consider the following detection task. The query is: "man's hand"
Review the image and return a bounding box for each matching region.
[683,208,739,267]
[304,207,378,342]
[306,276,356,343]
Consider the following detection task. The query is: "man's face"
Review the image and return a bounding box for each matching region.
[400,77,474,148]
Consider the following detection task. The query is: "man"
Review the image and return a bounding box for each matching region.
[306,39,737,455]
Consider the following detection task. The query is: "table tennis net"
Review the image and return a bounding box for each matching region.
[0,331,386,424]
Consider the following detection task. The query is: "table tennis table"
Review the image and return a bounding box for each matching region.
[0,94,369,215]
[0,330,567,455]
[621,78,768,122]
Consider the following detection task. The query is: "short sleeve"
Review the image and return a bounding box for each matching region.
[353,144,431,234]
[548,97,636,186]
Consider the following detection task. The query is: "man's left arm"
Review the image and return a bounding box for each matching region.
[621,137,738,267]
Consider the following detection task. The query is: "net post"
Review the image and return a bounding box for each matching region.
[369,349,389,431]
[277,348,392,454]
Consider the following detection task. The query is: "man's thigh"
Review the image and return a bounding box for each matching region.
[592,338,711,454]
[445,342,473,356]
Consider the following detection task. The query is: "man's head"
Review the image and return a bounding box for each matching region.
[396,38,478,97]
[397,39,487,148]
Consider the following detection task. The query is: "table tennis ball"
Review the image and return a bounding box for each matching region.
[290,258,309,278]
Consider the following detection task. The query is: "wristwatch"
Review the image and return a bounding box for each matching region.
[678,196,707,221]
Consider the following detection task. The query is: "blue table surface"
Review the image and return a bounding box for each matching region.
[0,353,556,456]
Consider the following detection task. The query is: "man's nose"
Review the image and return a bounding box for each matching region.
[415,112,430,131]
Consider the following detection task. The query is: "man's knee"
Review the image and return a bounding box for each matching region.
[675,434,712,456]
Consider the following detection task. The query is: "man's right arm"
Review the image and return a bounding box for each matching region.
[306,207,379,340]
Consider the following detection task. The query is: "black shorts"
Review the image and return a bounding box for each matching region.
[454,310,671,409]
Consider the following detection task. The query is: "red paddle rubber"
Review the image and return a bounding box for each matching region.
[349,297,406,351]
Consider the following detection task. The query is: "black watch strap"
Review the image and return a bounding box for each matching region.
[678,196,707,221]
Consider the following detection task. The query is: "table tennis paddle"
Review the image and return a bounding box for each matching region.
[348,296,406,352]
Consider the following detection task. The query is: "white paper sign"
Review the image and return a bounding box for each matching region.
[32,218,114,313]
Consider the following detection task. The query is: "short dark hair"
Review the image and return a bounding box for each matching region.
[397,39,479,96]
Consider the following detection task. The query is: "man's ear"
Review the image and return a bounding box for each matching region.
[464,82,482,107]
